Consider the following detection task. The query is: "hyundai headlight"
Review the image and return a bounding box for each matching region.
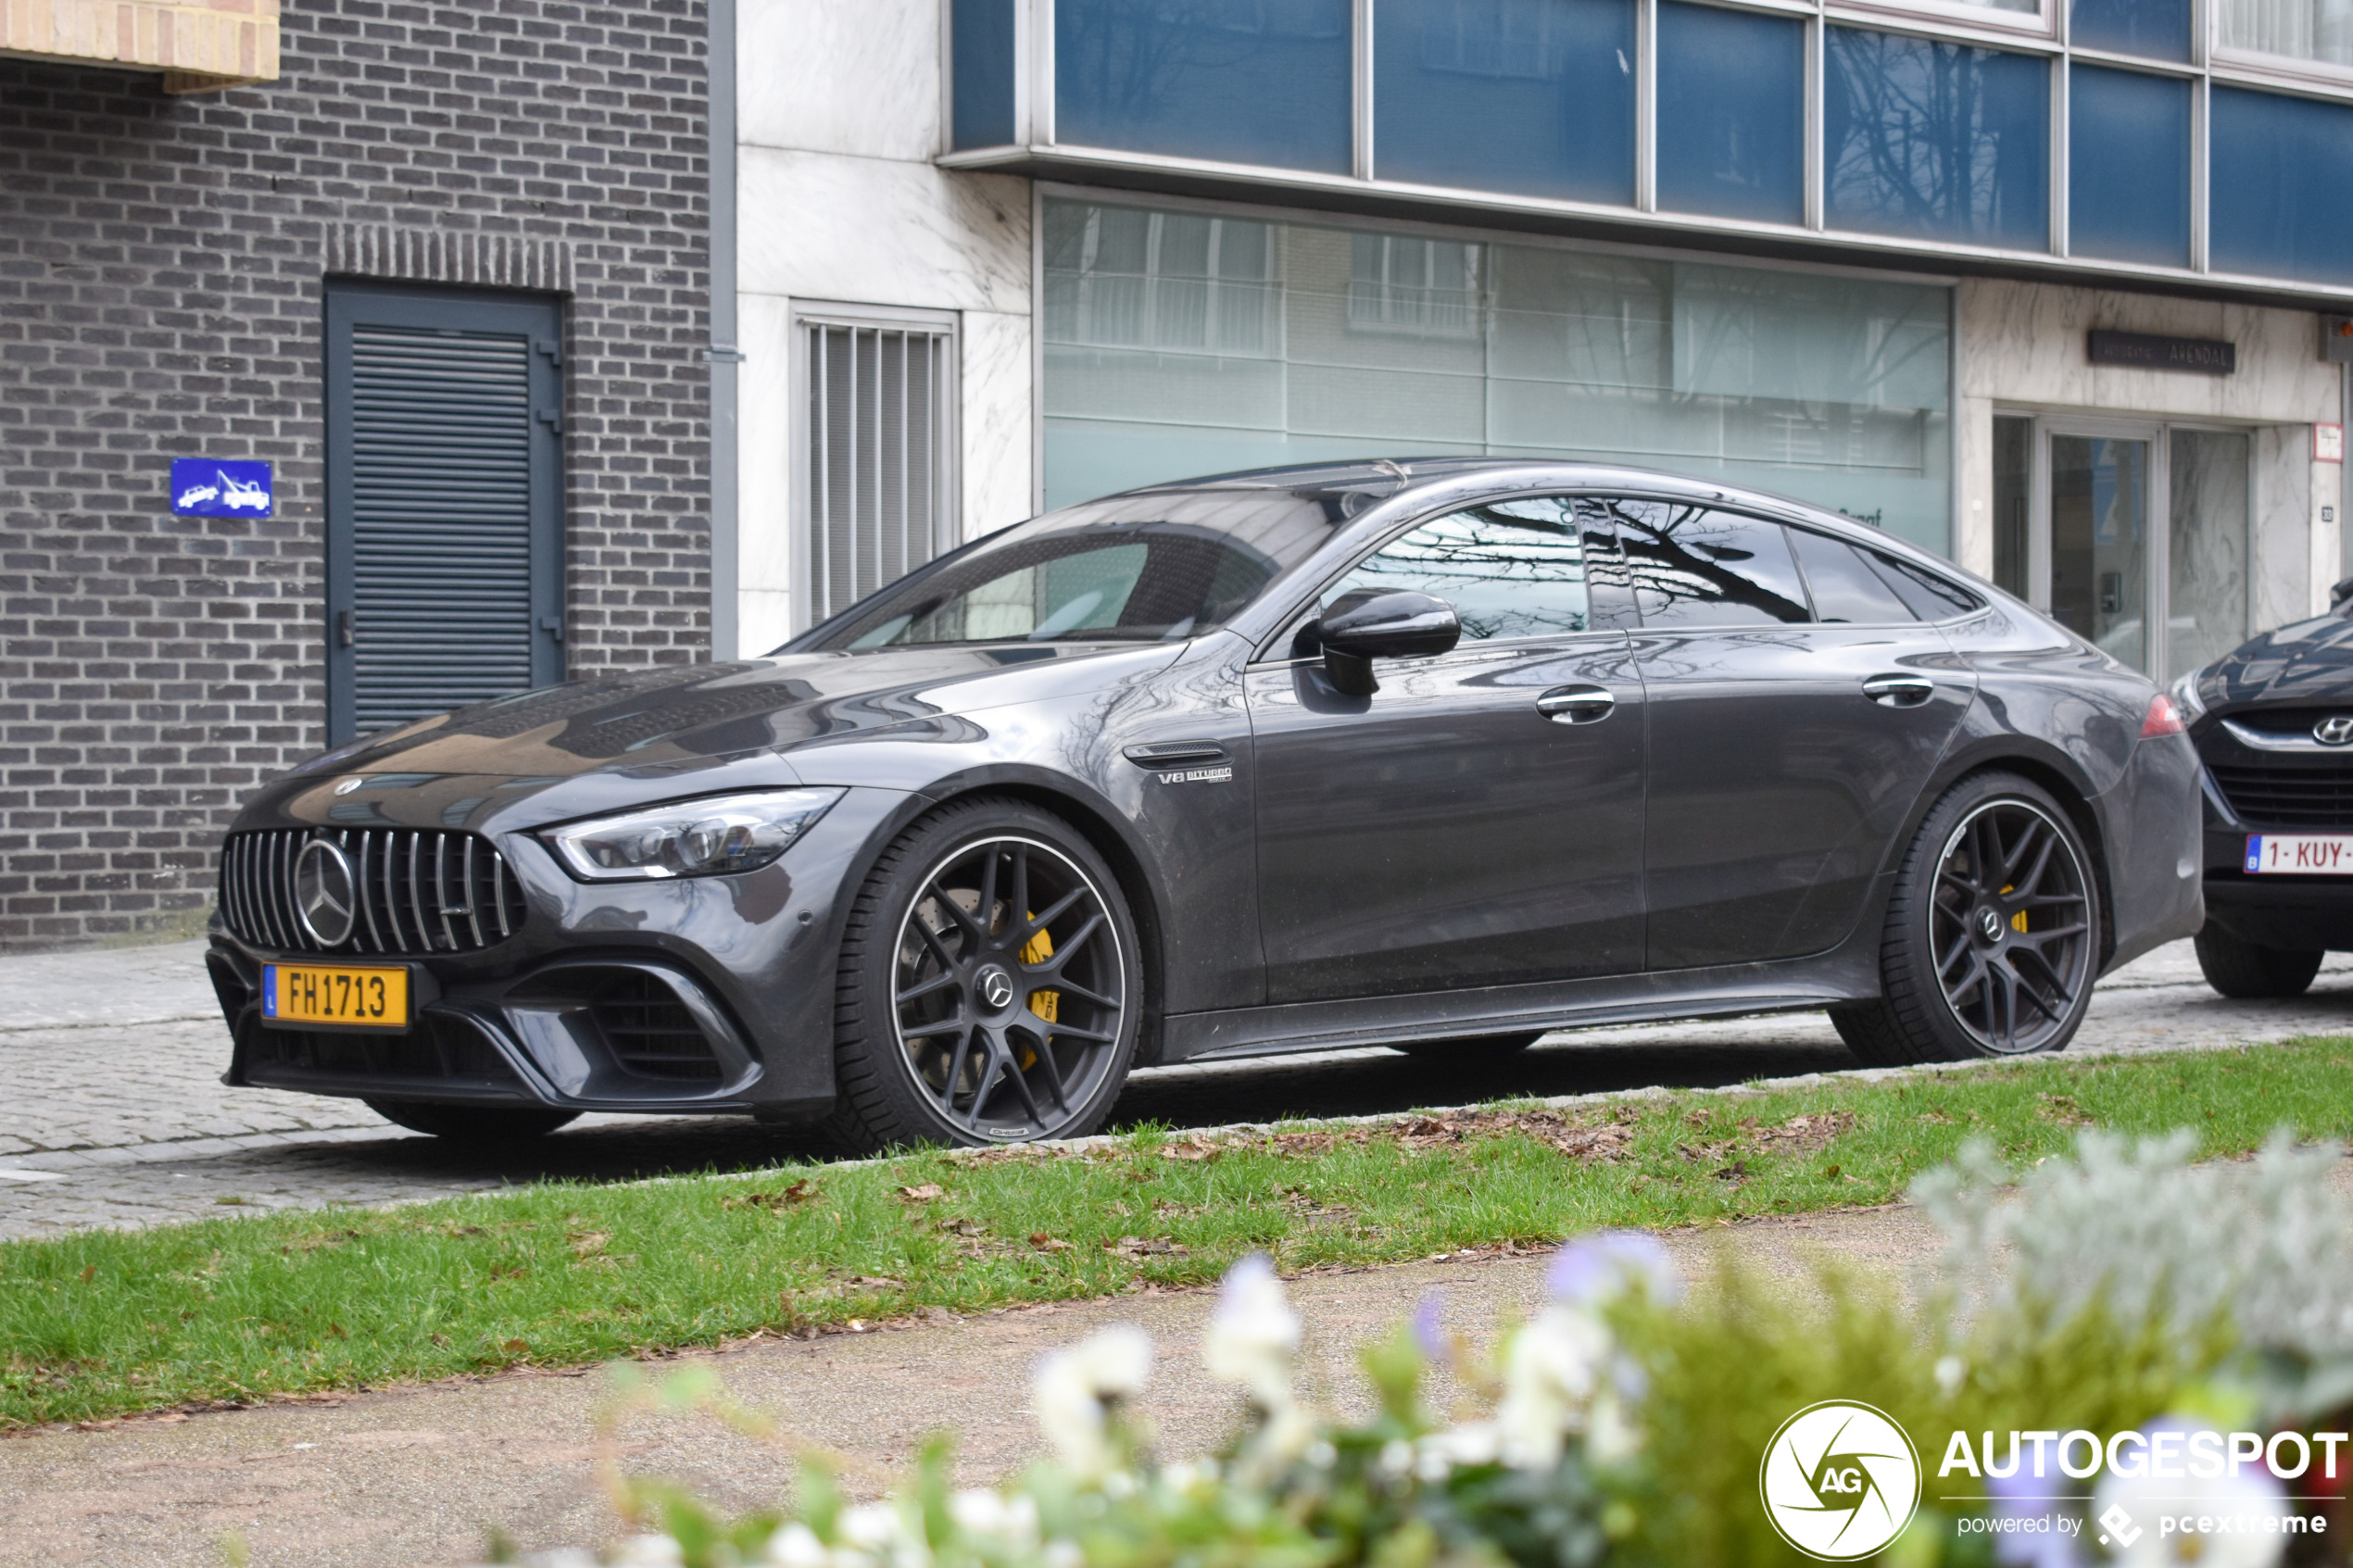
[2169,666,2209,725]
[544,788,844,881]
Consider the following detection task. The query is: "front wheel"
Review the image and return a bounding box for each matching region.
[2193,924,2323,998]
[365,1099,579,1140]
[822,797,1144,1153]
[1832,772,2101,1066]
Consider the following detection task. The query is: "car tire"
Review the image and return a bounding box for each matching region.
[821,796,1145,1153]
[2191,924,2323,998]
[1392,1031,1545,1060]
[1831,771,2102,1066]
[364,1099,579,1140]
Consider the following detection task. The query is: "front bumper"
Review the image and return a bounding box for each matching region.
[2194,725,2353,952]
[210,785,919,1118]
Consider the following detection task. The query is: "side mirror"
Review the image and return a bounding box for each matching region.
[1305,589,1461,696]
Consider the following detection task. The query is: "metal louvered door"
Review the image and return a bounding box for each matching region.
[325,283,563,743]
[797,307,958,630]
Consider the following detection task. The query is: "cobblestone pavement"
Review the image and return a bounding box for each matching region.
[4,936,2350,1239]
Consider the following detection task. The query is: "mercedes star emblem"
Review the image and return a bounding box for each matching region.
[2315,716,2353,746]
[977,966,1016,1010]
[293,838,359,947]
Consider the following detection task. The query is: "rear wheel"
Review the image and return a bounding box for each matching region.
[1832,771,2100,1066]
[822,797,1143,1153]
[2192,924,2323,998]
[365,1100,578,1140]
[1392,1031,1544,1060]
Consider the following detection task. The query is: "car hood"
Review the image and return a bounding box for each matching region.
[294,643,1180,784]
[2194,613,2353,709]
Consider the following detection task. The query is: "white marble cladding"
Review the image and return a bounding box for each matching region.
[1954,277,2345,628]
[731,0,1035,654]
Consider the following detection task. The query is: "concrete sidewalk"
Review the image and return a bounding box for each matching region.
[0,1203,1949,1568]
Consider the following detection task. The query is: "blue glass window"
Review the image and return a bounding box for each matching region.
[2068,66,2189,268]
[1054,0,1353,174]
[2210,87,2353,286]
[1373,0,1636,205]
[952,0,1018,150]
[1825,29,2048,251]
[1655,2,1804,225]
[2069,0,2192,61]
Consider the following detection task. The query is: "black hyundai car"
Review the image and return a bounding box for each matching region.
[2174,599,2353,997]
[207,459,2204,1150]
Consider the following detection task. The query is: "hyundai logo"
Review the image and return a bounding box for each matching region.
[2315,716,2353,746]
[293,838,359,947]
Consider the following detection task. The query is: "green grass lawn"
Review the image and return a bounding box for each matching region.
[6,1040,2353,1430]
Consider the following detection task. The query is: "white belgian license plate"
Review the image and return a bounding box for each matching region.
[2244,834,2353,874]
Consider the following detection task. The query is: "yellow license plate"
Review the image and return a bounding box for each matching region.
[262,963,409,1028]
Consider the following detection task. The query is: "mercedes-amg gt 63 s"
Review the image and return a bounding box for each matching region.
[2173,593,2353,997]
[207,459,2204,1150]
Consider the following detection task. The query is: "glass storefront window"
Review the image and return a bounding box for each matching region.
[2215,0,2353,69]
[2068,65,2191,269]
[1372,0,1638,205]
[1655,2,1806,225]
[1042,197,1955,556]
[1824,29,2049,251]
[2209,86,2353,285]
[1053,0,1353,173]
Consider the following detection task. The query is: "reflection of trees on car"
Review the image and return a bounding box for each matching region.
[1327,500,1592,643]
[1617,504,1812,625]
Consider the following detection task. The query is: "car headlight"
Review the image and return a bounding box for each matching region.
[543,788,844,881]
[2169,667,2209,725]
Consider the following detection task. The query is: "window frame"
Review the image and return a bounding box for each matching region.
[787,299,963,636]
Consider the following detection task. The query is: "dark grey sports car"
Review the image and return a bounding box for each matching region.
[207,459,2204,1150]
[2175,597,2353,997]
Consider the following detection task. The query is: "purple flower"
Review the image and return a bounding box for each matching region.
[1546,1231,1681,1307]
[1411,1293,1449,1362]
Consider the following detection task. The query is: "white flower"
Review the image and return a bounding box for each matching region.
[1042,1540,1084,1568]
[1203,1253,1301,1411]
[1418,1422,1502,1478]
[1493,1305,1613,1469]
[765,1523,829,1568]
[837,1502,910,1553]
[947,1488,1038,1548]
[2093,1421,2292,1568]
[1583,1385,1643,1465]
[610,1537,686,1568]
[1033,1324,1153,1478]
[1546,1231,1681,1308]
[1935,1355,1967,1397]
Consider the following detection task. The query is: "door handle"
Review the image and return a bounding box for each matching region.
[1536,684,1616,724]
[1862,673,1935,708]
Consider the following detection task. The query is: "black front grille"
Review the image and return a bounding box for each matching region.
[592,972,722,1081]
[2206,760,2353,829]
[220,828,528,954]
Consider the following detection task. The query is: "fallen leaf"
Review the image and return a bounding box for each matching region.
[501,1339,529,1354]
[1029,1233,1073,1253]
[897,1183,945,1202]
[722,1180,818,1211]
[567,1232,610,1259]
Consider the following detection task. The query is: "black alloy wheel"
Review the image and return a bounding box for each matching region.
[1833,772,2100,1064]
[826,797,1141,1151]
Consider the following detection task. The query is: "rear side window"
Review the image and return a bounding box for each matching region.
[1321,496,1591,643]
[1617,503,1811,629]
[1790,528,1919,623]
[1865,550,1982,621]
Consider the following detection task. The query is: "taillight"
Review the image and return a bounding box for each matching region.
[2141,694,2187,737]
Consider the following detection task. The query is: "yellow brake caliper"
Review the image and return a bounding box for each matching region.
[1016,921,1058,1069]
[2001,884,2028,934]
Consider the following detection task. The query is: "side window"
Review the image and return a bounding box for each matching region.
[1321,496,1592,643]
[1789,528,1919,624]
[1616,502,1812,628]
[1866,549,1982,621]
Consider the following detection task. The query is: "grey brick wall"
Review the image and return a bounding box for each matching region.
[0,0,712,949]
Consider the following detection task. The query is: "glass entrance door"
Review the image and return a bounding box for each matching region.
[2049,431,2152,671]
[1989,415,2250,684]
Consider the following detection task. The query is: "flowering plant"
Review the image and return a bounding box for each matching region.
[482,1131,2353,1568]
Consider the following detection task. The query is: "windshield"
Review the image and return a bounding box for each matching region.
[797,489,1353,651]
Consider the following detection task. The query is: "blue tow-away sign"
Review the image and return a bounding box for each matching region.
[170,458,273,517]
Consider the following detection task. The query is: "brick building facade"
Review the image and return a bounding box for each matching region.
[0,0,714,948]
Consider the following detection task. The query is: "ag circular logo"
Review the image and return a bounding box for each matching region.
[293,837,359,947]
[1759,1401,1921,1561]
